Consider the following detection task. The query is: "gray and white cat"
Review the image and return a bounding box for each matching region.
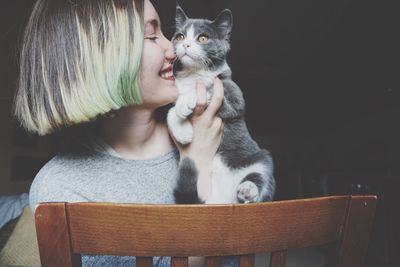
[168,5,275,204]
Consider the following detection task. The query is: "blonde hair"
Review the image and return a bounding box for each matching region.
[14,0,144,135]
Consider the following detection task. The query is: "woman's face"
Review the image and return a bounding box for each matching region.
[139,0,178,109]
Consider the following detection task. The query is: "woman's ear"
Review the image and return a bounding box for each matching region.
[176,3,188,29]
[212,9,233,39]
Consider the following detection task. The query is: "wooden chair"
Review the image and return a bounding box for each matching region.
[34,195,376,267]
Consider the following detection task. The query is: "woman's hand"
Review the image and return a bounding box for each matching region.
[174,78,224,200]
[177,78,224,162]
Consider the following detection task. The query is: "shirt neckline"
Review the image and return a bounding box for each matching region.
[89,134,178,165]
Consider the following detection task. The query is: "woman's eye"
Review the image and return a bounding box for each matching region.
[146,36,158,41]
[197,35,209,44]
[175,34,185,41]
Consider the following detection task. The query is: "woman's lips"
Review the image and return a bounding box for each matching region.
[163,76,175,81]
[159,65,174,81]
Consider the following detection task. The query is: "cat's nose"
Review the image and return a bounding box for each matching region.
[184,44,191,48]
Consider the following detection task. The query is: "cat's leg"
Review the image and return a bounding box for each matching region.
[236,151,275,203]
[175,91,197,119]
[174,157,204,204]
[167,107,193,145]
[217,79,245,120]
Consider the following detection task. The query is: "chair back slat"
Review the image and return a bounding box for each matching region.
[205,256,220,267]
[34,195,377,267]
[325,196,377,267]
[270,250,287,267]
[171,257,188,267]
[239,254,255,267]
[62,196,349,256]
[136,257,152,267]
[35,203,81,267]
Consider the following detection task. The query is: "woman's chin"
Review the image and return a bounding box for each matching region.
[159,83,178,104]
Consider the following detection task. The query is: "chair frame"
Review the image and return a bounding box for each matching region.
[34,195,376,267]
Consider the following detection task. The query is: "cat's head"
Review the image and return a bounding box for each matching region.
[172,4,233,72]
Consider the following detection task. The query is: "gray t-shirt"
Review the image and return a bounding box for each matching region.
[29,137,179,267]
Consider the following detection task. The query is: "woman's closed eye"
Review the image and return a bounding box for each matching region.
[145,35,159,41]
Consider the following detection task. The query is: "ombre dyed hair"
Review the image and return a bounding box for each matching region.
[14,0,144,135]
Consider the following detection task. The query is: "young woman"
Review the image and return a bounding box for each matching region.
[14,0,224,266]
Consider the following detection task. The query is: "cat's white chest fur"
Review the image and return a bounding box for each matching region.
[175,63,229,94]
[207,155,268,204]
[167,66,227,144]
[175,70,215,95]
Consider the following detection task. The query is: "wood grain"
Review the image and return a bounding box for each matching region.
[205,256,220,267]
[34,195,377,267]
[171,257,188,267]
[35,203,81,267]
[66,196,350,256]
[136,257,152,267]
[239,254,255,267]
[336,196,377,267]
[270,251,287,267]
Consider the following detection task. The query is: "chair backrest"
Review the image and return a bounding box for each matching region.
[34,195,376,267]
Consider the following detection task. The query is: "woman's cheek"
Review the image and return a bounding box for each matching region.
[168,90,179,105]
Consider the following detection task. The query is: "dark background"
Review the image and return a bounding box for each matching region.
[156,0,399,135]
[1,0,399,265]
[153,0,400,185]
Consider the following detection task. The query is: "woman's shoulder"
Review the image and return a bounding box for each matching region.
[33,151,95,179]
[29,152,99,212]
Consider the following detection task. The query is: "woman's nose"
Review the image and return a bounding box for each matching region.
[164,38,176,63]
[165,48,176,63]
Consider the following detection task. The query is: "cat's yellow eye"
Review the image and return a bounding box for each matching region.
[175,33,185,41]
[197,34,209,44]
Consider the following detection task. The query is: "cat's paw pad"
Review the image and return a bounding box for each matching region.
[173,123,193,145]
[175,95,197,119]
[237,181,259,203]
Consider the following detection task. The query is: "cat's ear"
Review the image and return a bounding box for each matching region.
[176,3,188,29]
[212,9,233,39]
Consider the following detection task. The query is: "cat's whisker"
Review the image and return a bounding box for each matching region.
[201,58,213,70]
[208,51,225,61]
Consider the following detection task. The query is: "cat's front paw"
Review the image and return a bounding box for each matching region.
[167,108,193,145]
[237,181,259,203]
[175,94,197,119]
[173,121,193,145]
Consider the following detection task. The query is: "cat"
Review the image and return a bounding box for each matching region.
[167,5,275,204]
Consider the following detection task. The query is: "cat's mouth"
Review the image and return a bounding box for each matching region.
[180,53,192,59]
[159,66,175,81]
[179,54,196,66]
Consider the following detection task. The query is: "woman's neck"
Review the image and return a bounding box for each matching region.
[99,106,174,160]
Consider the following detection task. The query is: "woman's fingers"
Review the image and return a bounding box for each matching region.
[212,116,224,132]
[204,78,224,119]
[192,80,208,116]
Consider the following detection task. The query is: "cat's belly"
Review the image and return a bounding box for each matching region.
[207,154,268,204]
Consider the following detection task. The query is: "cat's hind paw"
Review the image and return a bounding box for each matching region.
[237,181,259,203]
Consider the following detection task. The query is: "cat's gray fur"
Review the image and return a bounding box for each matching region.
[169,5,275,204]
